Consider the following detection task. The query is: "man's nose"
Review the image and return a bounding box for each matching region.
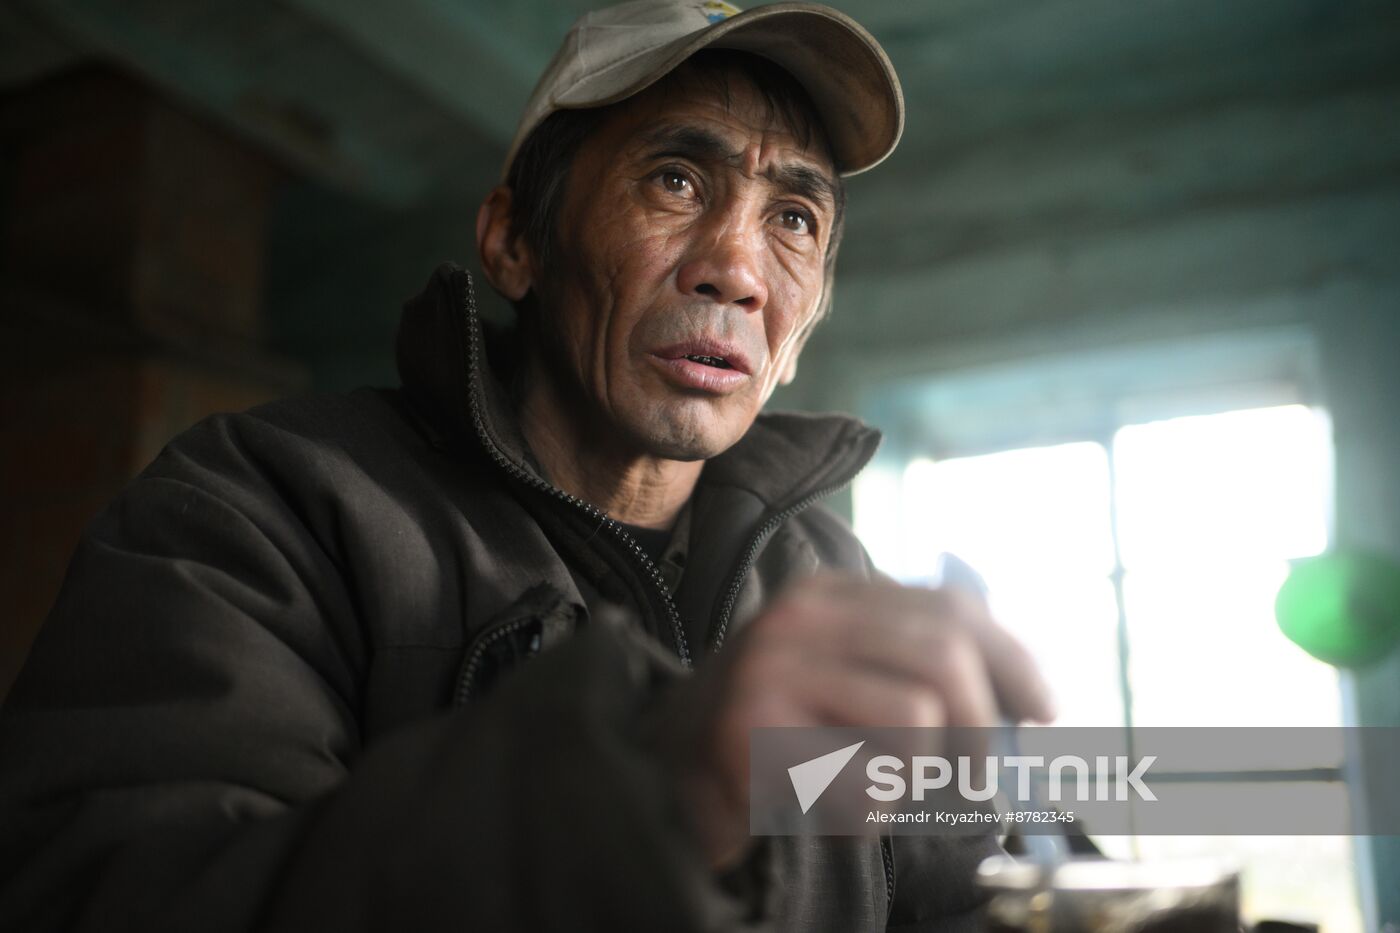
[675,214,768,310]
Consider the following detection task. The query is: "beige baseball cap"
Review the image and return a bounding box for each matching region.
[501,0,904,181]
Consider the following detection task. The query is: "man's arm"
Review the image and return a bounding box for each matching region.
[0,413,759,933]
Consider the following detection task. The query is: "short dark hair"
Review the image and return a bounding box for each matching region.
[503,49,846,321]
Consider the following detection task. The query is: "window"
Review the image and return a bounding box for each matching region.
[852,333,1363,931]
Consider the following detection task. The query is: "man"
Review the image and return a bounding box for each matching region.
[0,2,1052,930]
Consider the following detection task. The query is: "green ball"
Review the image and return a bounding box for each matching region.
[1275,551,1400,668]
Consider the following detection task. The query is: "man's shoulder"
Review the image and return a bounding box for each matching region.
[136,386,442,499]
[709,409,880,511]
[218,386,405,440]
[161,387,411,457]
[782,501,872,573]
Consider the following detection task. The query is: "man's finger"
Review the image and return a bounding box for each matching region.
[968,615,1056,723]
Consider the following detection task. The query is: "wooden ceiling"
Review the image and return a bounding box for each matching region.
[6,0,1395,208]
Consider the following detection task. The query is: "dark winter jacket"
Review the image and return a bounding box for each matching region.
[0,263,996,931]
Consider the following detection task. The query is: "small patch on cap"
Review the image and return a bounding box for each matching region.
[700,1,743,23]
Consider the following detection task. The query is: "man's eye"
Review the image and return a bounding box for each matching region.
[777,209,812,235]
[659,171,694,196]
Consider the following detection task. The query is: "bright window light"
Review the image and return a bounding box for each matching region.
[1114,406,1340,730]
[852,399,1358,928]
[856,442,1123,727]
[1123,563,1343,730]
[1113,405,1332,569]
[902,443,1115,582]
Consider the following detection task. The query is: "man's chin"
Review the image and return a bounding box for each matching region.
[641,435,730,463]
[627,413,748,463]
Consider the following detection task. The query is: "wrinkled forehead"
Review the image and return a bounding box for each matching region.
[612,51,838,172]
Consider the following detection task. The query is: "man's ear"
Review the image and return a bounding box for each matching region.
[476,186,534,302]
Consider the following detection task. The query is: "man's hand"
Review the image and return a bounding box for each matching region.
[656,573,1056,869]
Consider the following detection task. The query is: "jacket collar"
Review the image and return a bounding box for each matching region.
[395,262,881,514]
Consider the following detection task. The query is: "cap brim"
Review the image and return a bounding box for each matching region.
[552,3,904,177]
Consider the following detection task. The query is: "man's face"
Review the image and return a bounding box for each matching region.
[528,63,839,462]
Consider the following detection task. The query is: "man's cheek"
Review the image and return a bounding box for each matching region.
[633,233,687,282]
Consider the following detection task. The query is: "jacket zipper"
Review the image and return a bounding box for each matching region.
[454,616,537,706]
[454,272,693,669]
[881,835,896,917]
[702,449,888,911]
[703,469,892,912]
[708,468,873,652]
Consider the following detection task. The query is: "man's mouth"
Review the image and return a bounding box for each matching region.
[650,340,753,394]
[684,354,733,370]
[653,341,752,376]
